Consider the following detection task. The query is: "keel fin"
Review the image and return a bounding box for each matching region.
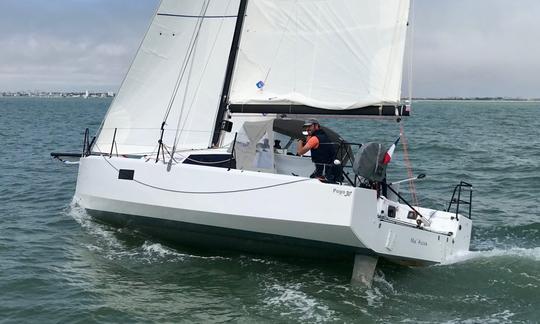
[351,254,379,287]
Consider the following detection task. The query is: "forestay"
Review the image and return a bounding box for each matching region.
[95,0,241,155]
[229,0,410,110]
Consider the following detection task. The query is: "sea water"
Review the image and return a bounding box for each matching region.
[0,98,538,323]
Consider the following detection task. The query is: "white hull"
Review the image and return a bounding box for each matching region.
[75,155,472,265]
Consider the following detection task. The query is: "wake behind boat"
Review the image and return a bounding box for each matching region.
[56,0,473,285]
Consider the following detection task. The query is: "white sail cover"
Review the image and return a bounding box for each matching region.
[229,0,410,110]
[95,0,240,155]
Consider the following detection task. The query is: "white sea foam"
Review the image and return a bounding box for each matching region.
[139,241,188,263]
[349,269,394,308]
[141,241,231,262]
[67,199,231,263]
[263,283,336,323]
[441,309,515,324]
[67,199,124,250]
[142,241,182,258]
[373,269,395,294]
[441,246,540,265]
[363,287,385,308]
[68,201,160,260]
[247,257,279,265]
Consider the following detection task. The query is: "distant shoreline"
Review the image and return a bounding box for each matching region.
[413,98,540,103]
[0,91,114,99]
[412,97,540,102]
[0,96,113,99]
[1,94,539,102]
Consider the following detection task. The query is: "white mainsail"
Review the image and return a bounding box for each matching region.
[95,0,241,155]
[229,0,410,109]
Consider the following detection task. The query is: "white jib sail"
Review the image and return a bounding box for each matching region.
[95,0,240,155]
[229,0,410,110]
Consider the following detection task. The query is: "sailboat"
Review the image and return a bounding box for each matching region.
[57,0,473,285]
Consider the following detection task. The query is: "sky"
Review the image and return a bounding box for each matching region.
[0,0,539,98]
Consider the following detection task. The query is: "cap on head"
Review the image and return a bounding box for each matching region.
[303,118,319,127]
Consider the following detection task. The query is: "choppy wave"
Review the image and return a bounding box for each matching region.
[441,310,516,324]
[3,99,540,322]
[443,246,540,265]
[472,223,540,250]
[262,282,337,322]
[67,200,124,250]
[66,200,231,263]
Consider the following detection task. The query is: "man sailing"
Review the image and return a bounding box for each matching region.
[296,119,337,181]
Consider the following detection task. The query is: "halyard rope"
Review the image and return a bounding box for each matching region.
[162,1,210,124]
[400,123,419,206]
[172,0,234,154]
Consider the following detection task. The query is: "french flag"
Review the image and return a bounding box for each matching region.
[383,136,401,165]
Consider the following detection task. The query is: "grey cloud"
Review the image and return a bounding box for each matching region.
[0,0,158,91]
[411,0,540,97]
[1,0,539,97]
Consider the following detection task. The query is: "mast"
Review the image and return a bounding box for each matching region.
[211,0,248,147]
